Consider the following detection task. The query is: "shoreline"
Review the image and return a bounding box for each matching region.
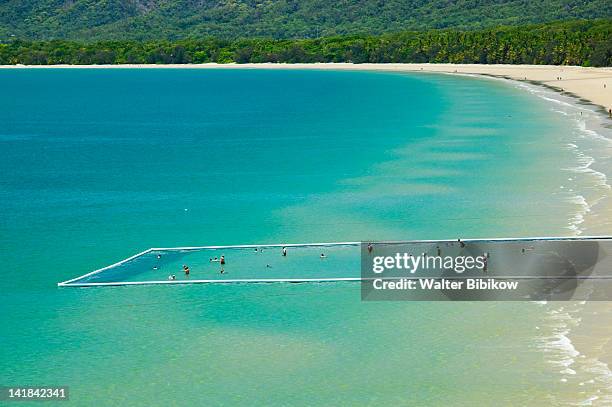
[2,63,611,113]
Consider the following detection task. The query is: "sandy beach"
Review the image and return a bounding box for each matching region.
[3,63,612,114]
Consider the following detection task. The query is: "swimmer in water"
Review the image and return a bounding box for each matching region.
[482,252,489,273]
[157,254,161,259]
[320,253,326,259]
[168,275,176,280]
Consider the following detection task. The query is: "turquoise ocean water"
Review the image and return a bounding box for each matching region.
[1,69,611,405]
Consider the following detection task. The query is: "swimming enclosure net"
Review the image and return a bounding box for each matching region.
[58,236,612,288]
[58,242,361,287]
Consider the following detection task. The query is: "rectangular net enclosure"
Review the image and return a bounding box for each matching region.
[58,242,362,287]
[58,236,612,289]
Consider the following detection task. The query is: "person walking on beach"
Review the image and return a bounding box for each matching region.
[220,256,225,274]
[609,108,611,118]
[282,247,287,257]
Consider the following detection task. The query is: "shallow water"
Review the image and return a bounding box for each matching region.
[1,68,611,405]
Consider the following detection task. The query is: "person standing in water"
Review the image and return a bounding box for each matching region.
[183,265,190,277]
[482,252,489,273]
[367,243,373,254]
[220,256,225,274]
[282,247,287,257]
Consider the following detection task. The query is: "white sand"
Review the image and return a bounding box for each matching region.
[3,63,612,113]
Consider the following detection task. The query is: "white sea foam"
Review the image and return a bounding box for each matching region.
[529,84,612,236]
[501,75,612,406]
[575,395,599,406]
[535,299,612,405]
[553,109,570,116]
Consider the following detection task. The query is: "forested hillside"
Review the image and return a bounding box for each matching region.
[1,0,611,41]
[2,20,610,66]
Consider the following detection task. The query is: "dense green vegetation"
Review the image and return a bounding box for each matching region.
[1,20,610,66]
[0,0,611,41]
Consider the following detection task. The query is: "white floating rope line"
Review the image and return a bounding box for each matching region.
[58,248,154,286]
[150,241,361,251]
[58,274,612,288]
[59,277,363,287]
[149,235,612,252]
